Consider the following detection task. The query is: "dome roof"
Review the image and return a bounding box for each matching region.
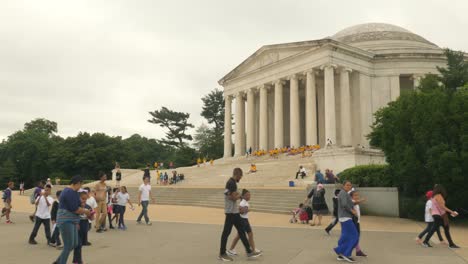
[332,23,438,51]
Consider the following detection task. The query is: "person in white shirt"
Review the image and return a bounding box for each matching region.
[116,186,134,230]
[350,190,367,257]
[83,187,97,246]
[416,190,444,244]
[227,189,261,256]
[137,177,154,225]
[295,166,307,179]
[29,184,54,245]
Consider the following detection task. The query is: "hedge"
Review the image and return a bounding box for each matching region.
[338,164,393,187]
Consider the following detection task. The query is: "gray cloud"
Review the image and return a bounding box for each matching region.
[1,0,467,140]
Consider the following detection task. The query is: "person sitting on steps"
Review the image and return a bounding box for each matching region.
[295,166,307,179]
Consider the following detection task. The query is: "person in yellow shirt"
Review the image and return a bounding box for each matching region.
[248,164,257,174]
[154,162,158,169]
[210,159,214,166]
[197,158,201,167]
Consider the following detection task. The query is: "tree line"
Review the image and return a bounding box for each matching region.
[0,89,226,188]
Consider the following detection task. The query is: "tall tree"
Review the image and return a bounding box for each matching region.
[201,88,225,134]
[24,118,58,136]
[437,49,468,92]
[148,107,194,148]
[368,49,468,219]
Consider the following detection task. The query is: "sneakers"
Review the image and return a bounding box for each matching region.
[422,242,432,248]
[356,250,367,257]
[5,220,13,224]
[226,249,237,256]
[56,244,63,249]
[247,251,262,258]
[254,248,262,254]
[48,242,56,247]
[96,228,104,233]
[29,239,38,245]
[341,255,356,263]
[449,244,460,249]
[83,242,92,246]
[136,221,143,225]
[146,222,152,226]
[325,229,331,235]
[218,254,234,262]
[337,256,345,261]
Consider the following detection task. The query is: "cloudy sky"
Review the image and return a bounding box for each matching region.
[1,0,467,141]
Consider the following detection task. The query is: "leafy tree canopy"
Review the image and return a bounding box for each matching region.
[148,106,194,148]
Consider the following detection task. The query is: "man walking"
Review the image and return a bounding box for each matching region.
[1,181,14,224]
[218,168,262,261]
[29,184,54,245]
[137,176,154,225]
[94,172,108,232]
[334,181,358,263]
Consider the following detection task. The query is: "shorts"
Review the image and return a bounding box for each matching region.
[113,205,121,214]
[3,201,11,210]
[240,218,252,233]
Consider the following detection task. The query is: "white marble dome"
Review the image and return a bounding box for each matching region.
[332,23,439,52]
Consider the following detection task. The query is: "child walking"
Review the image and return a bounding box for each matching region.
[227,189,262,256]
[416,190,445,244]
[325,189,341,235]
[350,190,367,257]
[50,190,62,248]
[72,191,94,264]
[116,186,134,230]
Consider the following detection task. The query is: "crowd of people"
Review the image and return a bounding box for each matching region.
[249,144,321,158]
[1,171,156,264]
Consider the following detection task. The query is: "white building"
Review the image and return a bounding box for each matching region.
[219,23,448,168]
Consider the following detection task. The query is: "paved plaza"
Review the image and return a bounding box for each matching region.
[1,210,467,264]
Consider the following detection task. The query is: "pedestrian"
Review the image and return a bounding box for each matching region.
[116,186,134,230]
[83,187,96,246]
[29,181,45,222]
[29,184,54,246]
[50,190,63,248]
[350,190,367,257]
[137,177,154,225]
[53,175,91,264]
[227,189,262,256]
[143,164,151,181]
[1,181,14,224]
[333,181,359,263]
[72,190,94,264]
[107,187,117,229]
[19,182,24,195]
[422,184,459,248]
[94,171,108,233]
[325,189,341,235]
[218,168,262,261]
[115,169,122,188]
[416,190,444,245]
[306,183,328,226]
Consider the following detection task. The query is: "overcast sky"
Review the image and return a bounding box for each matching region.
[1,0,467,141]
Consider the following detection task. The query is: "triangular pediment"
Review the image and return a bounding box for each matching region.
[219,40,326,84]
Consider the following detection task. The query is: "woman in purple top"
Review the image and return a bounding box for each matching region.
[53,176,91,264]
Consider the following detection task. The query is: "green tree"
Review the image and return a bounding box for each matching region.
[201,88,225,134]
[148,107,194,148]
[368,49,468,219]
[193,123,224,159]
[24,118,58,136]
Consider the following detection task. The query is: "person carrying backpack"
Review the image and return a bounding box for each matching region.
[2,181,14,224]
[30,181,45,222]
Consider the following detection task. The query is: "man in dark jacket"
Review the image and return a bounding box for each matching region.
[50,190,62,248]
[325,189,341,235]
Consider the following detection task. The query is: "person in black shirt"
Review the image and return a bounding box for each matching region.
[50,190,62,248]
[325,189,341,235]
[143,164,151,181]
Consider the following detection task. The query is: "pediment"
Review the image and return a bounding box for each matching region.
[219,40,324,84]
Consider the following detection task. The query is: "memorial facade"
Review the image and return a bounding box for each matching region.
[219,23,448,158]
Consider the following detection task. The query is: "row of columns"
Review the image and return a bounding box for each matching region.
[224,65,354,158]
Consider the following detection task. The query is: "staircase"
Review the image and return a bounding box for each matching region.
[125,186,308,214]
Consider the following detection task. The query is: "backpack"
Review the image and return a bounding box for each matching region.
[2,190,7,201]
[29,190,37,204]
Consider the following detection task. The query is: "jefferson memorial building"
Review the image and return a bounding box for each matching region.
[219,23,448,164]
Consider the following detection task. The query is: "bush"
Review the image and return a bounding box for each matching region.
[400,196,426,221]
[339,164,393,187]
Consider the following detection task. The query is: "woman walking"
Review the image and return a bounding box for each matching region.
[305,183,328,226]
[422,184,459,248]
[53,176,91,264]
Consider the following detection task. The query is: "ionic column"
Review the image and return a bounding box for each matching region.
[340,68,352,146]
[259,84,268,151]
[223,95,232,158]
[274,80,284,148]
[246,88,256,152]
[323,64,337,146]
[305,69,317,145]
[234,92,246,156]
[289,74,300,148]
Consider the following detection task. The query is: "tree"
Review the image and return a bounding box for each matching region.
[368,49,468,219]
[192,123,224,159]
[201,88,225,134]
[24,118,58,136]
[148,107,194,148]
